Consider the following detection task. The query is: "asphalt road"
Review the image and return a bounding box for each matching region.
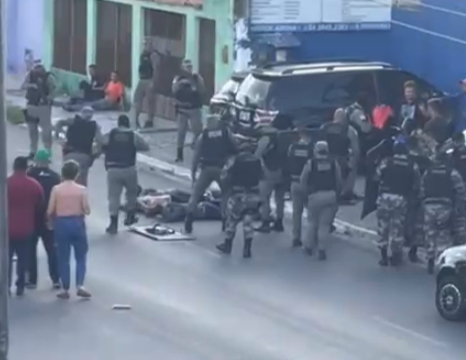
[6,124,466,360]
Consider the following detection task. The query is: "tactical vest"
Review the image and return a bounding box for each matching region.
[174,74,202,109]
[321,122,350,157]
[453,147,466,182]
[104,129,137,169]
[379,155,414,197]
[64,118,97,156]
[139,53,153,80]
[308,159,337,193]
[288,142,311,180]
[200,128,230,167]
[262,134,281,171]
[230,153,262,191]
[422,165,454,200]
[26,72,50,106]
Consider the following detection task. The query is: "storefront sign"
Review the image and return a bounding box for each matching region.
[140,0,203,8]
[249,0,391,32]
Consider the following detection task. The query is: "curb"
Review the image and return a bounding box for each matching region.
[135,153,379,241]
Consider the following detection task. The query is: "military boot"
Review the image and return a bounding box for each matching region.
[255,221,271,233]
[123,211,138,226]
[243,238,252,258]
[216,238,233,255]
[184,213,193,234]
[379,247,388,266]
[318,250,327,261]
[105,215,118,235]
[292,239,303,247]
[427,259,435,275]
[273,218,284,232]
[408,246,419,263]
[175,147,183,162]
[389,251,402,267]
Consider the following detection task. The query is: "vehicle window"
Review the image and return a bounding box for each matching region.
[218,79,240,96]
[236,71,376,112]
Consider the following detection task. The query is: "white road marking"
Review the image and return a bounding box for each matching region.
[372,315,449,349]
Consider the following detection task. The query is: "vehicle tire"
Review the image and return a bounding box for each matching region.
[436,275,466,321]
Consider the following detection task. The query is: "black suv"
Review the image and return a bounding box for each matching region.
[232,59,444,135]
[436,245,466,321]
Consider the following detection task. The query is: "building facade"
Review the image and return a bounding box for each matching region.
[43,0,234,119]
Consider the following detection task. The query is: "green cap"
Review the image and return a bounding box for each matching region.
[35,149,51,162]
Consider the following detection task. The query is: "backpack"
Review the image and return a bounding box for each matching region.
[372,105,394,130]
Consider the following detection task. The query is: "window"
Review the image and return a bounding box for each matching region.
[236,71,377,111]
[376,70,439,107]
[53,0,87,74]
[95,0,132,86]
[198,18,216,104]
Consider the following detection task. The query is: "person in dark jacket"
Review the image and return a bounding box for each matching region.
[26,149,60,289]
[7,156,44,296]
[423,98,454,145]
[398,81,428,134]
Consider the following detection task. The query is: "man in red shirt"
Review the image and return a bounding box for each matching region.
[7,156,44,296]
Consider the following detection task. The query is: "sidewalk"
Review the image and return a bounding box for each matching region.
[5,83,379,243]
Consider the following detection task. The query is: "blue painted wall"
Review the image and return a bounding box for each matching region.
[291,0,466,94]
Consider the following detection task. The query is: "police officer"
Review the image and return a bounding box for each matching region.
[287,127,312,247]
[321,108,359,203]
[300,141,342,260]
[103,115,150,234]
[421,150,466,274]
[134,41,159,129]
[55,106,104,186]
[172,59,204,162]
[22,63,55,158]
[184,115,237,234]
[216,142,262,258]
[375,141,420,267]
[255,126,286,233]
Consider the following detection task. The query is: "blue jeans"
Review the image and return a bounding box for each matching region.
[54,216,88,290]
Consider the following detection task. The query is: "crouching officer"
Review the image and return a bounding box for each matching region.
[55,106,104,186]
[287,127,312,247]
[184,115,237,234]
[216,142,262,258]
[256,126,286,233]
[421,150,466,274]
[103,115,150,234]
[300,141,341,260]
[375,142,420,267]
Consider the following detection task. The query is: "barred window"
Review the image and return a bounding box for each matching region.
[95,0,132,87]
[53,0,87,74]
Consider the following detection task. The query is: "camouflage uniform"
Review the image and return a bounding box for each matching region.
[375,155,420,261]
[376,193,409,255]
[224,192,259,242]
[421,164,466,267]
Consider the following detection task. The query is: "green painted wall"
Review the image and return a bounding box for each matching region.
[45,0,235,101]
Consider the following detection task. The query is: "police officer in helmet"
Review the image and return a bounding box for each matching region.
[300,141,342,260]
[103,115,150,234]
[55,106,104,186]
[287,126,313,247]
[184,114,238,234]
[421,148,466,274]
[375,141,420,267]
[217,141,262,258]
